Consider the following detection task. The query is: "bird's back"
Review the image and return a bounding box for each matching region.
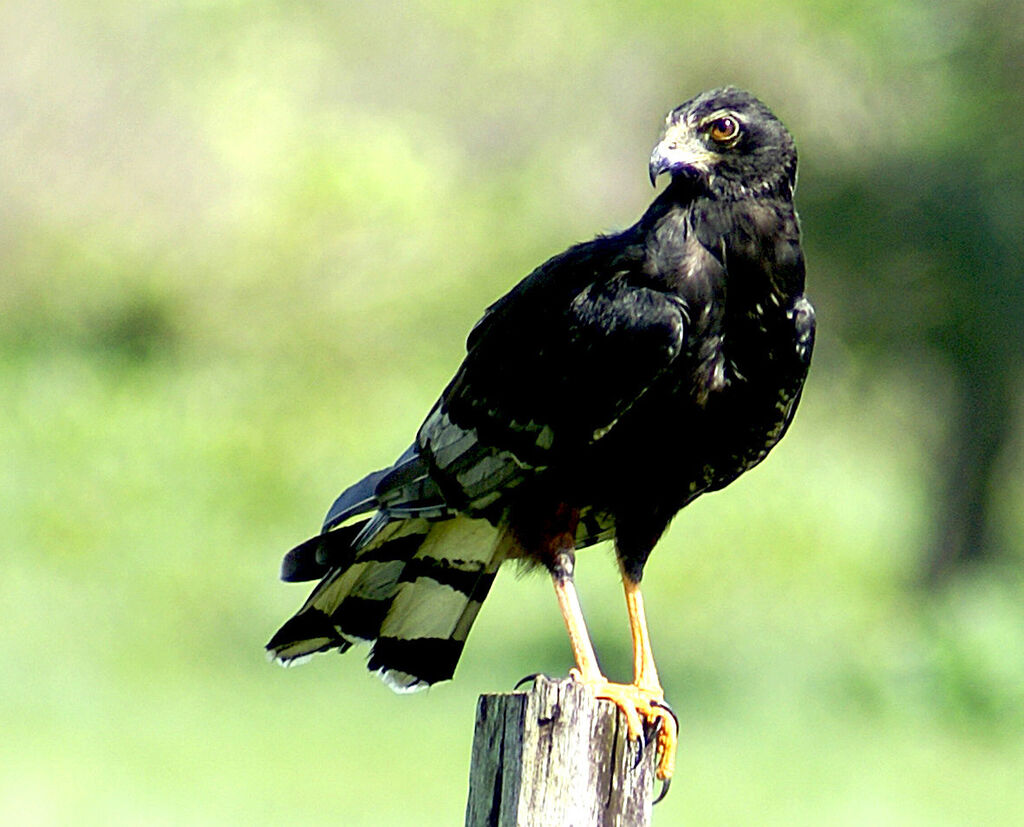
[510,178,810,524]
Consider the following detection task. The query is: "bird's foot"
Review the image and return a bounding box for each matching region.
[569,669,678,782]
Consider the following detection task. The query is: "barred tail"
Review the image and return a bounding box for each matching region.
[267,515,505,691]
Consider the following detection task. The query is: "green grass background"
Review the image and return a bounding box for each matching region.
[2,1,1023,824]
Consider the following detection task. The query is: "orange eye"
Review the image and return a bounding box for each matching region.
[708,116,740,145]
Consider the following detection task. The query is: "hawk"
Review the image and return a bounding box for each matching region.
[268,87,815,783]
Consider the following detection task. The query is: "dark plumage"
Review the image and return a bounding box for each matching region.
[268,87,814,778]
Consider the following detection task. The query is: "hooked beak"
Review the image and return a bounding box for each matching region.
[648,126,714,186]
[648,144,672,186]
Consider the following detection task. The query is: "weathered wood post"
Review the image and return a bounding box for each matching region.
[465,675,658,826]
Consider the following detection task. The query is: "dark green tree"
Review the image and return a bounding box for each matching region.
[802,0,1024,582]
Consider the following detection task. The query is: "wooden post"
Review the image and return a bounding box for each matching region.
[465,675,657,826]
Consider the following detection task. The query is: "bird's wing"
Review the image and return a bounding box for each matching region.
[416,238,689,513]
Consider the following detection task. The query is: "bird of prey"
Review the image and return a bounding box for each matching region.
[268,87,815,783]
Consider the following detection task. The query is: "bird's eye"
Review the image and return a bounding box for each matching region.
[707,116,740,146]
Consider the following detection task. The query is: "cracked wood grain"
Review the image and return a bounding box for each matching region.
[465,676,657,826]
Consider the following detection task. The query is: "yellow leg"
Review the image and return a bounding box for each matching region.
[552,570,604,683]
[550,570,678,781]
[622,576,677,781]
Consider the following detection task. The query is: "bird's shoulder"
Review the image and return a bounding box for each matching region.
[464,230,648,352]
[414,220,700,501]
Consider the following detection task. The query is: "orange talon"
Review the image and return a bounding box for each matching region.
[651,703,678,780]
[571,673,678,780]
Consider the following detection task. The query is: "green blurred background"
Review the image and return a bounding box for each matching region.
[3,1,1022,824]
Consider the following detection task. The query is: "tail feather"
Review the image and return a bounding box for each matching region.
[369,517,504,690]
[279,520,368,582]
[266,562,365,662]
[267,516,505,690]
[369,567,497,691]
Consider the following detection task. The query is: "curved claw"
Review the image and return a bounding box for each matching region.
[513,673,543,690]
[630,728,647,770]
[648,699,678,782]
[653,777,672,805]
[651,698,679,732]
[566,673,678,783]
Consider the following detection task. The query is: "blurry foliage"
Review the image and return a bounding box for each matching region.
[2,0,1023,824]
[801,0,1024,580]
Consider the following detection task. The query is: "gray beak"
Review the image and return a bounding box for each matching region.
[649,144,672,186]
[648,126,714,186]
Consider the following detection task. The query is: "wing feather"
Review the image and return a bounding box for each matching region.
[418,239,688,515]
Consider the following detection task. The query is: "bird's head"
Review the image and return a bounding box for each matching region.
[649,87,797,199]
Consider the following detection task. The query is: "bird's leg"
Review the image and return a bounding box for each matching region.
[546,535,675,781]
[551,559,604,683]
[549,553,648,741]
[621,572,677,781]
[624,576,659,690]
